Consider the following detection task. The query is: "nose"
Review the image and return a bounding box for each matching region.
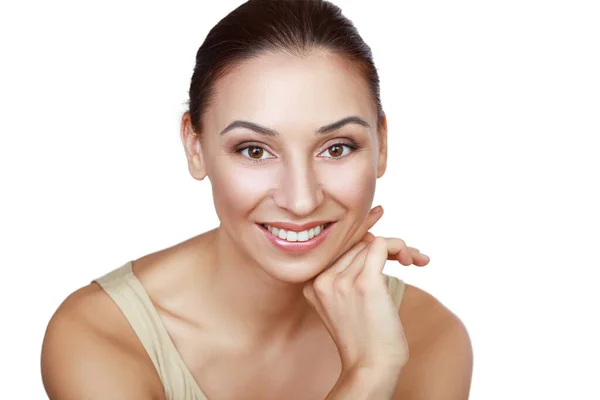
[272,156,324,217]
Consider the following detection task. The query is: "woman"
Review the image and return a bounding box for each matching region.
[41,1,473,399]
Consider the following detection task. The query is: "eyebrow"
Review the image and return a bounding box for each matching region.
[218,116,370,136]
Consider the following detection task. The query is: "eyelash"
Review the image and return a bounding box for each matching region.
[234,140,360,162]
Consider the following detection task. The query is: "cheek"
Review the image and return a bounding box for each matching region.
[210,161,278,219]
[320,157,376,210]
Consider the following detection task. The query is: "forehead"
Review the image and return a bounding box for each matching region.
[205,50,376,133]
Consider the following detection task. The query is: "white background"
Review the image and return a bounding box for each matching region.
[1,0,599,398]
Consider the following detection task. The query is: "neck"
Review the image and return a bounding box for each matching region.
[203,226,316,347]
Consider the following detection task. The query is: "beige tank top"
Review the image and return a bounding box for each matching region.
[93,260,406,400]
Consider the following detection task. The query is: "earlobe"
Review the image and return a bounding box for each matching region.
[180,112,208,181]
[376,112,388,178]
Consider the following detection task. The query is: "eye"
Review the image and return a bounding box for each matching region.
[319,143,354,159]
[239,145,275,161]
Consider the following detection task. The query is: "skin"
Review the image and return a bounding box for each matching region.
[41,49,473,399]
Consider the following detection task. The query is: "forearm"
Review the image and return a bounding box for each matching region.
[325,367,401,400]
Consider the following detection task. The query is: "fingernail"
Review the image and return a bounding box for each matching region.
[371,205,383,214]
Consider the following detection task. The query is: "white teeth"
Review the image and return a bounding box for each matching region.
[287,231,298,242]
[298,230,309,242]
[265,224,327,242]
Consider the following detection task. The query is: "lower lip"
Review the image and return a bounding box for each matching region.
[258,223,335,253]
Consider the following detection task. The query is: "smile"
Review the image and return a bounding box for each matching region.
[262,223,330,242]
[257,221,335,253]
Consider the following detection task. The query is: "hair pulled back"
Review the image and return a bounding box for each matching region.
[188,0,383,134]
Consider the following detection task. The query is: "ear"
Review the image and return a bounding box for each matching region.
[180,112,207,181]
[376,112,388,178]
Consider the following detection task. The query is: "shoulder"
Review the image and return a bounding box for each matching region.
[395,283,473,400]
[41,283,164,400]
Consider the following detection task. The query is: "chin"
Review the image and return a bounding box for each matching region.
[256,257,331,284]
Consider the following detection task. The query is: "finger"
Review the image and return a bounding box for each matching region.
[330,241,369,274]
[383,238,430,267]
[302,283,335,334]
[338,242,370,281]
[346,205,384,247]
[404,247,430,266]
[332,207,383,264]
[361,231,376,243]
[358,236,389,280]
[362,205,384,236]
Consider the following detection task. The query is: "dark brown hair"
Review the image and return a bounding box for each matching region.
[187,0,383,135]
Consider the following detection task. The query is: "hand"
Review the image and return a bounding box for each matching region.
[329,206,430,271]
[303,206,429,377]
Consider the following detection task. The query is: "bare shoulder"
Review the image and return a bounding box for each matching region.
[41,283,164,400]
[395,283,474,400]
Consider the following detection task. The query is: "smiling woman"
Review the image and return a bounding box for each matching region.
[41,1,472,399]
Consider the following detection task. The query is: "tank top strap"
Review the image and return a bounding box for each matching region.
[93,261,207,400]
[385,274,407,311]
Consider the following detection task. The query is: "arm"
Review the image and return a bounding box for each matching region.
[393,309,474,400]
[41,288,164,400]
[324,316,472,400]
[325,367,403,399]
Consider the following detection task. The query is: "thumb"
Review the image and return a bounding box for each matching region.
[351,205,384,246]
[363,205,384,234]
[329,206,384,268]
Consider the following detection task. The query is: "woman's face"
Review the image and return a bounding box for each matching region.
[182,50,387,283]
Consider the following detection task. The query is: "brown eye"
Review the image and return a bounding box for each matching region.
[248,146,264,159]
[319,143,355,159]
[239,145,274,160]
[328,144,343,157]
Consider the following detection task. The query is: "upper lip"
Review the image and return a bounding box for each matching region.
[260,220,333,231]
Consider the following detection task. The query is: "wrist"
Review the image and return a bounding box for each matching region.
[326,366,402,399]
[345,361,404,382]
